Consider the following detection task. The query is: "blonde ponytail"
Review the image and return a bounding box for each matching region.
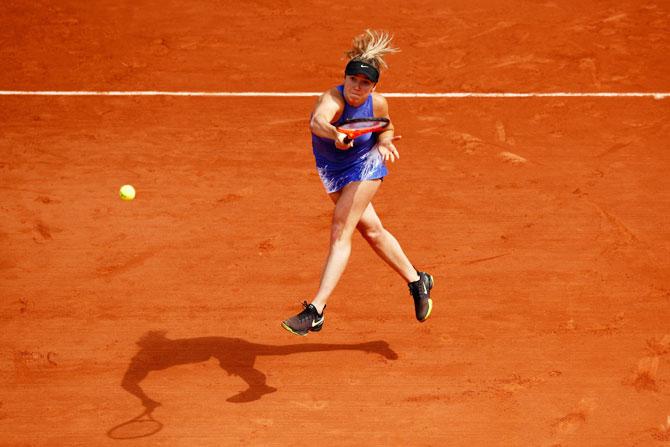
[345,29,399,70]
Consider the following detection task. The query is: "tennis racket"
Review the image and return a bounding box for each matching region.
[336,117,390,144]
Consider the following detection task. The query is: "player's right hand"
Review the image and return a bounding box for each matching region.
[335,132,353,150]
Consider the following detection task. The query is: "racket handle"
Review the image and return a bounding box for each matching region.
[343,136,352,144]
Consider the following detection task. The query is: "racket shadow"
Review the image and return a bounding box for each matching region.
[107,408,163,440]
[108,330,398,438]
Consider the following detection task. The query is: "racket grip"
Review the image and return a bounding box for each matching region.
[343,136,352,144]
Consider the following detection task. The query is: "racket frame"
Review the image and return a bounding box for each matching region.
[336,117,390,144]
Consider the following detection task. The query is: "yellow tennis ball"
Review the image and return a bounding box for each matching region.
[119,184,136,201]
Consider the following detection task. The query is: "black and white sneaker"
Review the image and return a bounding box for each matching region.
[408,271,434,322]
[282,301,325,336]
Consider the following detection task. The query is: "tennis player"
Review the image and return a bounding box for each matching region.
[282,30,434,336]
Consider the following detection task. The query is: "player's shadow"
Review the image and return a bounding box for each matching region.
[115,331,398,430]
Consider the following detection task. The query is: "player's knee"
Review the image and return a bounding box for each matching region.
[330,222,352,245]
[359,224,384,246]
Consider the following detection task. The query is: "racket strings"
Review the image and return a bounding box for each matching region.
[338,117,389,130]
[339,120,385,130]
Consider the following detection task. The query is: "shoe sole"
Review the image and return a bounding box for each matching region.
[418,274,434,322]
[419,298,433,322]
[281,321,323,336]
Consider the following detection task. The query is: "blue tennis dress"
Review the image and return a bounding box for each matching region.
[312,85,387,193]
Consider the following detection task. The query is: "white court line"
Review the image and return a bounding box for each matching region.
[0,90,667,99]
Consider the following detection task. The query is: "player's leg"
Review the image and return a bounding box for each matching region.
[356,202,435,322]
[282,180,380,336]
[311,180,381,311]
[355,202,420,282]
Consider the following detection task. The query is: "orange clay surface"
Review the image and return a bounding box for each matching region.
[1,1,670,446]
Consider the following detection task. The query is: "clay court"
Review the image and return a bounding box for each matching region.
[2,1,669,445]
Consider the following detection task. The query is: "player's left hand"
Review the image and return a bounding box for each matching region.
[377,136,401,163]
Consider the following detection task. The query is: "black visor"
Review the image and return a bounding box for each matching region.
[344,59,379,83]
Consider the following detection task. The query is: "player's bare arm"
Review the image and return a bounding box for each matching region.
[310,88,351,149]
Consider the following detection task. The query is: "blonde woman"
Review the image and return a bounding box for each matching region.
[282,30,434,336]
